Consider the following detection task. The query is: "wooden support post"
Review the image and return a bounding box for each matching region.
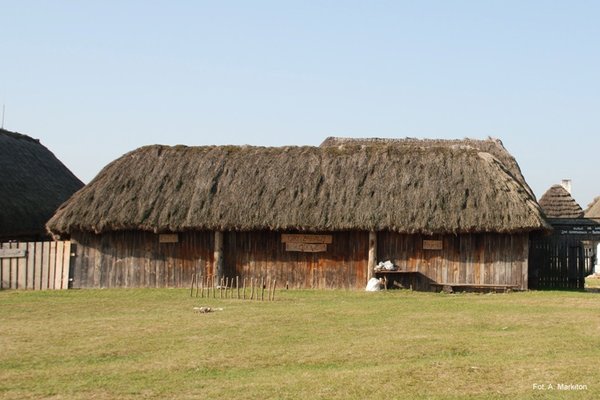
[522,236,529,290]
[195,273,200,298]
[236,276,240,299]
[190,273,196,297]
[214,231,224,283]
[243,277,247,300]
[367,231,377,283]
[261,277,265,301]
[272,279,276,301]
[250,278,255,300]
[267,277,271,301]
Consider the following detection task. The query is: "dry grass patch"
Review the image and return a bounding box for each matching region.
[1,289,599,399]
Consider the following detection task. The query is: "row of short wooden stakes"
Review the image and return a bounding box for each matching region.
[190,274,277,301]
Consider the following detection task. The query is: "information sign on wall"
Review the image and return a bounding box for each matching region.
[423,240,443,250]
[159,234,179,243]
[282,234,331,252]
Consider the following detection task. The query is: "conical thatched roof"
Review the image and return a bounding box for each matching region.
[0,128,84,240]
[585,196,600,219]
[538,184,584,219]
[48,140,549,235]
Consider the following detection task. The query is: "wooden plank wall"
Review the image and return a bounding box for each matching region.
[68,230,528,290]
[0,241,71,290]
[224,231,368,289]
[71,230,368,289]
[71,231,213,288]
[377,232,529,290]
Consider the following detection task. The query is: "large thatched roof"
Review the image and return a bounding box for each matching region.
[0,129,84,240]
[585,196,600,219]
[538,184,584,219]
[48,139,549,235]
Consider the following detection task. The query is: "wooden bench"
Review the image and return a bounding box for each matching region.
[430,283,519,293]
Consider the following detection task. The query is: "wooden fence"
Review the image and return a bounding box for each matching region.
[0,241,72,290]
[529,238,587,290]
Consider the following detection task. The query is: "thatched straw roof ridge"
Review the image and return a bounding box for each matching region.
[0,128,84,239]
[321,136,535,198]
[538,184,584,219]
[47,142,549,235]
[585,196,600,219]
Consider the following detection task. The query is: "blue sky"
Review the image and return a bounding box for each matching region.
[2,1,599,207]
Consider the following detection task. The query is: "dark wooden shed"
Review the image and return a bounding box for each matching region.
[47,138,549,290]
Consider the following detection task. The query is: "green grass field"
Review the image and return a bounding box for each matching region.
[1,288,599,399]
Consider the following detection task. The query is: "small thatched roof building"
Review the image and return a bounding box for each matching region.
[585,197,600,220]
[538,184,584,219]
[48,137,548,290]
[0,128,83,241]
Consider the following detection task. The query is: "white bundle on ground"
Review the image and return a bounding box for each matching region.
[365,277,382,291]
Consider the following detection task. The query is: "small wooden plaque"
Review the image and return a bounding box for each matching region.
[159,234,179,243]
[285,242,327,253]
[281,234,332,244]
[423,240,443,250]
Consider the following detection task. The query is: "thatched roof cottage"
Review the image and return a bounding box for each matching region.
[0,128,83,241]
[585,197,600,221]
[47,137,549,290]
[538,183,584,219]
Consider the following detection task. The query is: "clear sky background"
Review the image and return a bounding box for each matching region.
[2,1,598,208]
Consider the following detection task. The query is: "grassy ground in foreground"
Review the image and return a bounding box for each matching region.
[1,288,599,400]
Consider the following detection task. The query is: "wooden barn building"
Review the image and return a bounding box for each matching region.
[0,128,83,241]
[47,137,549,290]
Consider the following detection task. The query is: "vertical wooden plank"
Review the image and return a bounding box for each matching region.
[48,241,57,290]
[441,237,449,284]
[367,231,377,283]
[17,242,28,289]
[55,241,65,289]
[452,235,460,283]
[74,236,87,288]
[33,242,43,290]
[521,235,529,290]
[41,241,50,290]
[26,242,35,289]
[9,242,18,289]
[214,231,224,283]
[464,235,473,284]
[1,243,10,289]
[62,241,71,289]
[92,240,101,288]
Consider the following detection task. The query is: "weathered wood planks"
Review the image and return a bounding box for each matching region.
[0,241,71,290]
[67,230,529,290]
[378,232,529,290]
